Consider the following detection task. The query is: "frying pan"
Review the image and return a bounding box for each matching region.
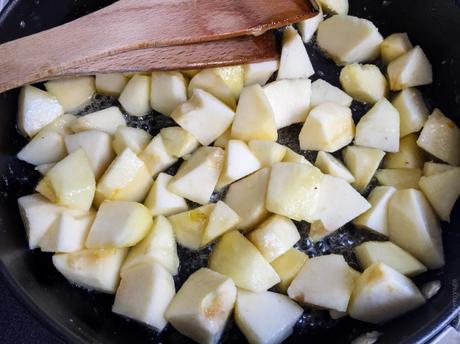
[0,0,460,343]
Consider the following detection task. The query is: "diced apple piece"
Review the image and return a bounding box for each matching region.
[122,215,179,274]
[172,89,235,146]
[168,204,215,250]
[200,201,240,247]
[308,220,330,242]
[248,140,286,168]
[17,130,66,166]
[119,74,151,116]
[355,98,400,152]
[45,76,95,113]
[65,130,115,180]
[423,162,455,177]
[271,248,308,293]
[160,127,199,158]
[355,241,427,277]
[35,163,55,175]
[263,79,311,129]
[95,148,152,205]
[113,126,152,155]
[235,290,303,344]
[244,60,279,86]
[392,88,428,137]
[380,33,413,65]
[277,26,314,79]
[384,134,425,169]
[288,254,358,312]
[212,65,245,99]
[388,46,433,91]
[224,168,270,231]
[310,79,352,108]
[317,15,383,65]
[95,73,128,96]
[315,151,355,183]
[165,268,236,344]
[41,114,77,136]
[71,106,127,135]
[340,64,387,104]
[419,167,460,222]
[417,109,460,166]
[113,262,175,332]
[151,71,187,115]
[188,69,236,109]
[248,215,300,262]
[52,248,127,293]
[168,147,224,204]
[353,186,396,236]
[317,0,348,14]
[231,84,278,142]
[299,102,354,152]
[343,146,385,192]
[348,262,425,323]
[297,8,323,43]
[144,173,187,217]
[282,148,313,166]
[86,201,152,248]
[388,189,444,269]
[139,134,178,177]
[17,85,64,137]
[376,168,422,189]
[213,128,231,148]
[267,163,323,222]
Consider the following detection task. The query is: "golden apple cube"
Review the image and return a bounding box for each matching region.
[139,134,178,177]
[160,126,199,158]
[150,71,188,116]
[17,130,66,166]
[188,69,236,109]
[201,201,241,247]
[392,88,429,137]
[144,173,188,217]
[278,26,314,79]
[315,151,355,183]
[71,106,126,135]
[310,78,352,108]
[119,74,151,116]
[384,134,425,169]
[243,60,279,86]
[95,73,128,96]
[423,162,455,176]
[45,76,95,113]
[113,126,152,155]
[376,168,422,189]
[271,248,308,293]
[380,33,413,65]
[248,140,287,168]
[212,65,245,99]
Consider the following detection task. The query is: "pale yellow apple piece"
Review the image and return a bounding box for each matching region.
[151,71,187,115]
[70,106,126,135]
[278,26,314,79]
[212,65,245,99]
[17,130,66,166]
[376,169,422,189]
[282,148,313,166]
[45,76,95,113]
[297,8,323,43]
[113,126,152,155]
[340,63,387,104]
[317,0,348,14]
[380,33,413,65]
[392,88,428,137]
[271,248,308,293]
[423,162,455,177]
[244,60,279,86]
[201,201,240,246]
[144,173,188,217]
[119,74,151,116]
[95,73,128,96]
[248,140,286,168]
[160,127,199,158]
[315,151,355,183]
[384,134,425,169]
[139,134,178,177]
[188,69,236,109]
[310,79,352,108]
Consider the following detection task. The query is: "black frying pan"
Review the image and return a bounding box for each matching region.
[0,0,460,343]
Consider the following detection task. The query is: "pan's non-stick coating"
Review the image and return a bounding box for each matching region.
[0,1,460,344]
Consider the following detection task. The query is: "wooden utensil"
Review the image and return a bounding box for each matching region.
[0,0,315,93]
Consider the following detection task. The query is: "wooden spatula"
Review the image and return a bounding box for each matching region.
[0,0,315,93]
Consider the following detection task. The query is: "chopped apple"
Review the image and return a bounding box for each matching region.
[355,98,400,152]
[139,134,178,177]
[343,145,385,192]
[160,127,199,158]
[380,33,413,65]
[212,65,245,99]
[52,248,128,293]
[315,151,355,183]
[248,140,286,167]
[248,215,300,262]
[388,189,444,269]
[113,262,175,332]
[41,114,77,136]
[417,109,460,166]
[231,84,278,142]
[95,73,128,96]
[224,168,270,231]
[288,254,358,312]
[297,8,323,43]
[144,173,187,217]
[244,60,279,86]
[308,220,330,242]
[17,85,64,137]
[277,26,314,79]
[113,126,152,155]
[235,290,303,344]
[17,130,66,166]
[271,248,308,293]
[122,215,179,274]
[35,163,55,175]
[95,148,152,205]
[353,186,397,236]
[317,0,348,14]
[172,89,235,146]
[299,102,354,152]
[209,231,280,292]
[376,168,422,189]
[310,79,353,108]
[71,106,127,135]
[213,128,231,148]
[317,15,383,65]
[392,88,428,137]
[263,79,311,129]
[388,45,433,90]
[355,241,427,277]
[201,201,240,246]
[188,69,236,109]
[384,134,425,169]
[168,147,224,205]
[348,262,426,324]
[423,162,455,177]
[419,167,460,222]
[339,64,387,104]
[282,148,313,166]
[119,74,151,116]
[65,130,115,179]
[165,268,236,344]
[150,71,187,115]
[45,76,95,112]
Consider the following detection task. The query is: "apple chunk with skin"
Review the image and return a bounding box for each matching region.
[384,134,425,169]
[243,60,279,86]
[188,69,236,109]
[139,134,178,177]
[376,168,422,189]
[209,231,280,292]
[235,290,303,344]
[315,151,355,183]
[271,248,308,293]
[45,76,95,113]
[17,130,67,166]
[119,74,151,116]
[380,33,413,65]
[348,262,425,324]
[310,79,352,108]
[113,126,152,155]
[160,127,199,158]
[248,140,286,168]
[150,71,187,116]
[95,73,128,96]
[165,268,237,344]
[144,173,188,217]
[113,262,175,332]
[71,106,127,135]
[392,88,429,137]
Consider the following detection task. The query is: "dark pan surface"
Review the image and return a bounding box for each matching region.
[0,1,460,343]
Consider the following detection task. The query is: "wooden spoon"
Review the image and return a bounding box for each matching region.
[0,0,315,92]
